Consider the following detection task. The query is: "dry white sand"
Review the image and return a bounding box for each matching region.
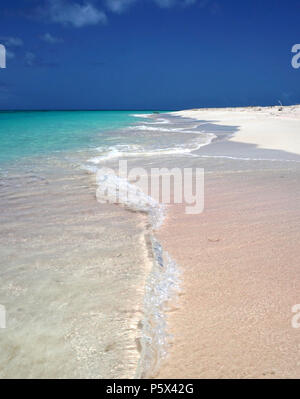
[173,105,300,156]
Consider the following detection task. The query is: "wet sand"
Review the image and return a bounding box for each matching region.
[155,109,300,378]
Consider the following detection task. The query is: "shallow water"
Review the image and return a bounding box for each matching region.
[0,157,153,378]
[0,111,233,378]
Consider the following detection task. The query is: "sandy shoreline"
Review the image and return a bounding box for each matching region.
[174,105,300,156]
[1,106,299,378]
[156,105,300,378]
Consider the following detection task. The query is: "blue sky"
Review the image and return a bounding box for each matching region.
[0,0,299,109]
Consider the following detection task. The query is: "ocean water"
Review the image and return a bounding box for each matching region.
[0,110,217,378]
[0,111,154,165]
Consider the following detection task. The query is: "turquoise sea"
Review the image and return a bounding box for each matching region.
[0,110,156,164]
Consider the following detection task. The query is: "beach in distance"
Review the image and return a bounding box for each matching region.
[0,105,300,379]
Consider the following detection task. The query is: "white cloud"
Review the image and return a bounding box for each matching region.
[25,52,36,66]
[6,50,15,59]
[41,33,63,43]
[154,1,220,13]
[105,0,137,13]
[105,0,198,12]
[0,37,23,47]
[0,37,23,64]
[45,0,107,27]
[24,51,59,67]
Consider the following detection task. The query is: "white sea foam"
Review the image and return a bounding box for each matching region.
[125,124,199,132]
[136,237,180,378]
[132,125,164,131]
[80,164,99,174]
[95,168,165,229]
[88,134,216,164]
[130,113,152,118]
[142,118,170,125]
[88,145,142,163]
[89,156,180,377]
[131,114,172,125]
